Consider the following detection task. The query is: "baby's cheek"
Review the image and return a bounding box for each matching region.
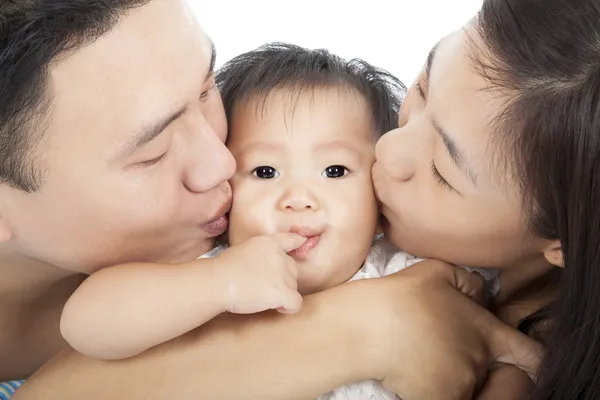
[227,199,272,245]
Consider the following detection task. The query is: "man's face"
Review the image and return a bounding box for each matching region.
[0,0,235,273]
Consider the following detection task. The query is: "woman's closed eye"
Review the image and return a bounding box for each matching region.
[415,82,426,100]
[430,161,454,191]
[253,166,279,179]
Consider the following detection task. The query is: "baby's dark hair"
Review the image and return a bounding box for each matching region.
[216,43,406,137]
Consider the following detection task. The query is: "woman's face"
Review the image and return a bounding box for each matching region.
[373,25,546,269]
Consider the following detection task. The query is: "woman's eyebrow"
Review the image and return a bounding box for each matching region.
[432,118,478,186]
[424,41,440,84]
[421,38,478,186]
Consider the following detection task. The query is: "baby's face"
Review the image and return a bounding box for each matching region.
[227,87,379,294]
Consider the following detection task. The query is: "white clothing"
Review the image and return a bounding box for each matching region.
[201,239,500,400]
[318,236,500,400]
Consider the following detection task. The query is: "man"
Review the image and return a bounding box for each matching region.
[0,0,234,381]
[0,1,538,399]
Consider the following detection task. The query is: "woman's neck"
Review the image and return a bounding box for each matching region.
[491,254,560,328]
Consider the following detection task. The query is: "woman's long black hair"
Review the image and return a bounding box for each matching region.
[475,1,600,398]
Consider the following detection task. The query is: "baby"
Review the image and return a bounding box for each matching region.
[60,43,499,400]
[220,43,405,297]
[218,43,498,400]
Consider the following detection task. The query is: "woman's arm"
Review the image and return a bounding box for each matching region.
[14,262,542,400]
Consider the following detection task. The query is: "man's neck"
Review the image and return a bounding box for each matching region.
[0,244,86,378]
[0,244,79,300]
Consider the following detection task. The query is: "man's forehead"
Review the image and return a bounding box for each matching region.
[45,0,212,157]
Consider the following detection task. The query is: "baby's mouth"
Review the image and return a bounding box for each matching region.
[288,235,321,260]
[287,226,324,260]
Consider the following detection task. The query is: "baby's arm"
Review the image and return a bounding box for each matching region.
[60,233,305,360]
[60,257,231,360]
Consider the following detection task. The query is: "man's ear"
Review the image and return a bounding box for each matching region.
[543,240,564,268]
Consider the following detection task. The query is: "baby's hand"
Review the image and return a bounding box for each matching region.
[214,233,306,315]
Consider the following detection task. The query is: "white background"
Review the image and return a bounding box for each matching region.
[189,0,483,84]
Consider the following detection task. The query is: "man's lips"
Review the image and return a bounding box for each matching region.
[203,214,228,236]
[202,199,232,236]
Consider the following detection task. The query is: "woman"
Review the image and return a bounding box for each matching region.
[375,0,599,398]
[14,0,598,399]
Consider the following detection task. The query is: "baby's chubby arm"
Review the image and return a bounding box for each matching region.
[59,233,305,360]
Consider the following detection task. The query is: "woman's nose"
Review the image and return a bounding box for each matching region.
[375,128,417,182]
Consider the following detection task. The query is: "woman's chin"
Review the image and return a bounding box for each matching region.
[381,217,423,258]
[381,217,404,247]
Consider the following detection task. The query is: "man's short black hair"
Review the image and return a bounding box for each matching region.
[0,0,151,192]
[216,43,406,137]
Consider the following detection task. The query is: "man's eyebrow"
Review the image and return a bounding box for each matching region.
[118,41,214,158]
[431,118,478,186]
[121,107,187,156]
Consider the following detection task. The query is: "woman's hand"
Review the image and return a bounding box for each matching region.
[355,260,542,400]
[476,364,534,400]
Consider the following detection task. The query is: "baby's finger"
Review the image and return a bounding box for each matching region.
[270,232,307,253]
[285,258,299,280]
[282,269,298,291]
[276,289,303,314]
[451,267,486,305]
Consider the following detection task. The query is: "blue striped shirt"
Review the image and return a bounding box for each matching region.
[0,381,24,399]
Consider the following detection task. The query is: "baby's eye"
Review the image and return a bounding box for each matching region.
[252,166,279,179]
[322,165,349,179]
